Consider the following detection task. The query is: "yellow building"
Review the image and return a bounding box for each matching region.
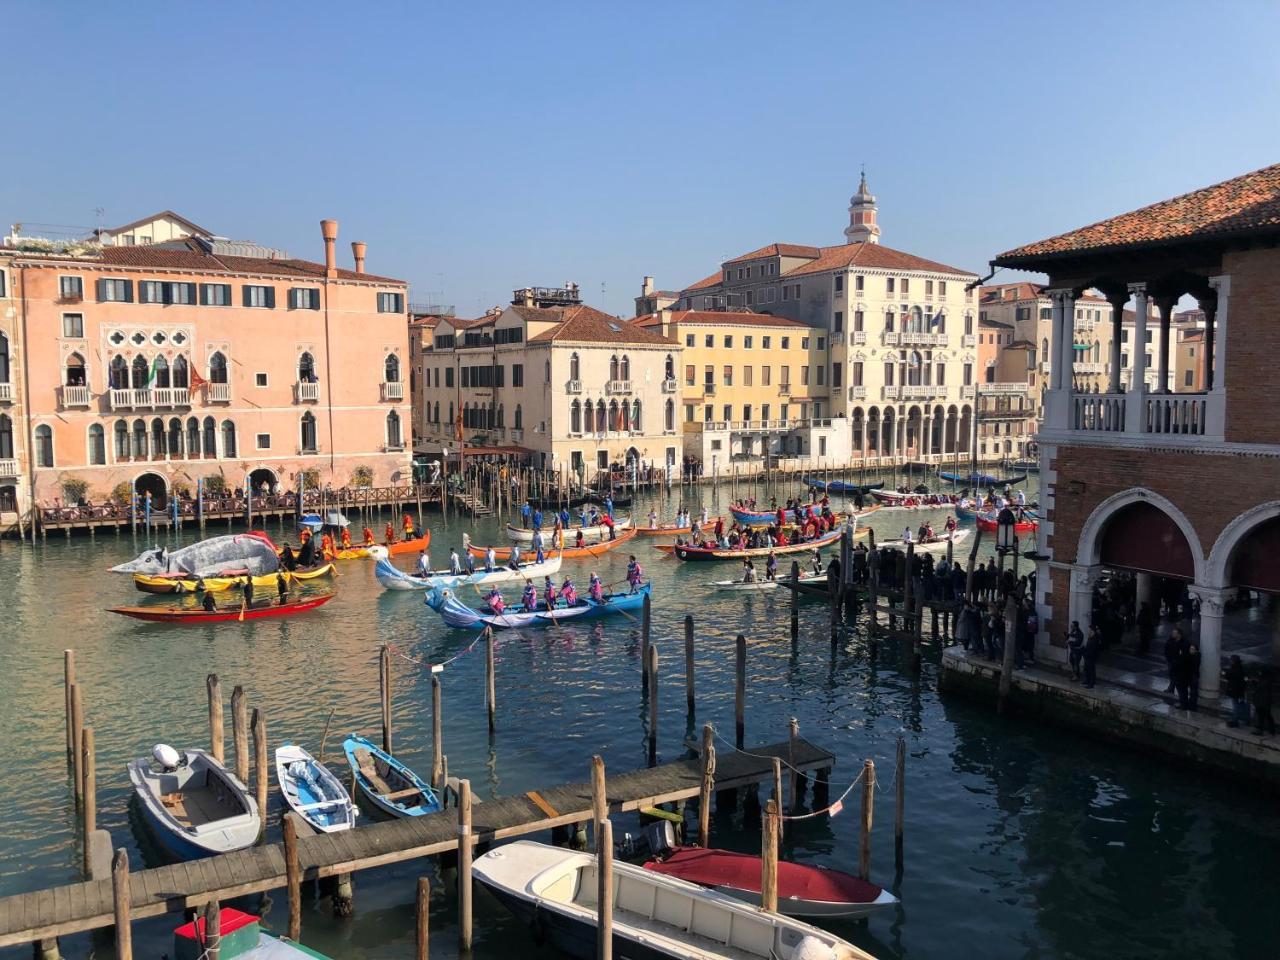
[631,309,850,469]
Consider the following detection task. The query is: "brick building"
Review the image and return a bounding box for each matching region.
[994,162,1280,701]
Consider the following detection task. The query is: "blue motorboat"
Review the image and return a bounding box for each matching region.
[341,734,440,820]
[425,581,651,630]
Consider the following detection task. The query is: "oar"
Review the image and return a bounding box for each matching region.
[318,707,336,765]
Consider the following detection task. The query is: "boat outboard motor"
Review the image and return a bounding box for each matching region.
[643,820,676,857]
[152,743,182,772]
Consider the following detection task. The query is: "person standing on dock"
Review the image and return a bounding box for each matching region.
[1082,623,1102,689]
[1174,641,1200,710]
[1225,656,1249,728]
[1067,621,1085,680]
[1253,668,1276,736]
[1137,602,1156,655]
[1164,629,1185,694]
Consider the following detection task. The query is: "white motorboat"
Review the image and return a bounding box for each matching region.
[877,528,970,554]
[472,840,876,960]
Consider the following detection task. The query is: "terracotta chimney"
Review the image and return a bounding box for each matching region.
[351,241,366,274]
[642,275,654,297]
[320,219,338,278]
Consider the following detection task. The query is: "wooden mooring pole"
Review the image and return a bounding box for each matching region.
[597,818,614,960]
[998,594,1019,715]
[641,592,652,696]
[761,799,779,914]
[591,755,607,850]
[202,899,221,960]
[859,759,875,880]
[112,849,132,960]
[895,736,906,869]
[789,561,800,642]
[207,674,224,764]
[698,723,714,846]
[431,676,443,790]
[70,685,83,804]
[379,644,393,754]
[485,626,496,733]
[63,650,76,760]
[684,615,695,716]
[771,757,783,841]
[283,813,302,941]
[416,876,430,960]
[251,708,267,834]
[734,634,746,749]
[231,686,249,784]
[80,728,96,877]
[647,644,659,767]
[457,778,473,953]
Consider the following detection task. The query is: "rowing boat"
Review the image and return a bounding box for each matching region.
[374,553,562,591]
[876,528,971,554]
[505,517,632,544]
[341,734,440,820]
[329,531,430,560]
[870,489,959,509]
[939,471,1028,486]
[275,743,356,833]
[108,593,335,623]
[469,527,638,561]
[656,526,848,562]
[729,504,879,528]
[635,516,724,537]
[706,571,827,592]
[425,582,649,630]
[975,512,1038,534]
[133,563,336,594]
[801,478,886,495]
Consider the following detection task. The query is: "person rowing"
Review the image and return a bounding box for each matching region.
[485,586,505,615]
[811,549,824,577]
[561,577,578,605]
[741,558,757,583]
[340,527,352,550]
[202,590,217,612]
[521,582,537,611]
[647,508,658,529]
[766,552,777,581]
[509,544,522,569]
[626,555,644,593]
[384,521,395,544]
[417,550,431,577]
[588,572,604,603]
[485,546,496,572]
[575,529,585,549]
[363,525,375,547]
[543,576,559,610]
[277,570,289,605]
[449,548,461,575]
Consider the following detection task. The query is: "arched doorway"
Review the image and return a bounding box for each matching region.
[134,471,168,509]
[249,467,278,495]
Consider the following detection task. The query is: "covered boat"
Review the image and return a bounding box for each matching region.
[172,908,333,959]
[425,582,650,630]
[473,840,874,960]
[275,743,355,834]
[341,734,440,820]
[645,846,897,919]
[801,478,885,495]
[657,526,847,562]
[133,563,335,594]
[128,745,261,860]
[109,593,335,623]
[506,517,632,544]
[876,528,971,554]
[469,527,638,561]
[374,553,562,591]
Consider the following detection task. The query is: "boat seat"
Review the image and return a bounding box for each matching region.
[381,787,423,803]
[161,792,184,808]
[353,749,395,796]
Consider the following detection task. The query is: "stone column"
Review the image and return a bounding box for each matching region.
[1206,275,1230,438]
[1188,586,1228,701]
[1048,290,1068,391]
[1125,284,1148,433]
[922,416,932,461]
[1155,295,1177,394]
[1068,563,1102,632]
[1135,572,1154,610]
[1104,290,1127,393]
[1197,297,1217,390]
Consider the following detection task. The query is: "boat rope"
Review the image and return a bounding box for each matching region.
[386,629,489,673]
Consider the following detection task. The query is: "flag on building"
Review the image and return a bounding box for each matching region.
[189,367,208,391]
[455,411,464,441]
[145,356,164,387]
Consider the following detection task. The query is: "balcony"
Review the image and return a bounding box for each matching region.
[848,386,866,401]
[899,384,944,399]
[898,330,948,346]
[852,331,867,344]
[60,385,91,408]
[830,331,845,346]
[961,385,976,399]
[381,381,404,401]
[661,378,678,394]
[109,387,190,410]
[0,458,17,478]
[208,382,231,403]
[1050,389,1222,445]
[779,383,790,396]
[566,379,583,394]
[881,385,900,400]
[509,428,524,443]
[961,334,976,348]
[605,380,633,395]
[977,381,1029,395]
[295,381,321,403]
[1074,361,1105,374]
[0,382,12,403]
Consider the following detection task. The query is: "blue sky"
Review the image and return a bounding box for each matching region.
[6,1,1279,316]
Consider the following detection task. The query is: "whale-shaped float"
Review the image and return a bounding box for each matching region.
[110,532,281,577]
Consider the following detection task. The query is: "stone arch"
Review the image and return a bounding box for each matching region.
[1076,487,1206,584]
[134,471,168,508]
[1205,500,1280,590]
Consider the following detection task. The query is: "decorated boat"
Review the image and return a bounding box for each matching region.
[870,490,959,509]
[469,527,638,561]
[374,553,562,591]
[108,593,335,623]
[645,846,897,919]
[635,516,725,537]
[656,526,848,562]
[425,582,650,630]
[728,504,879,528]
[505,517,632,544]
[800,478,886,495]
[111,531,280,577]
[473,840,875,960]
[275,743,356,833]
[876,528,971,554]
[133,563,336,595]
[341,734,440,820]
[939,471,1028,486]
[329,531,430,561]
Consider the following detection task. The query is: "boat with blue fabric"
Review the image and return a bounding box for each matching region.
[341,734,440,820]
[275,743,355,833]
[425,581,650,630]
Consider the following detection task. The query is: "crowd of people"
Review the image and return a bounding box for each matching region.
[674,501,844,552]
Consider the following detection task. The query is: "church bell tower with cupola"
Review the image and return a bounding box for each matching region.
[844,171,881,245]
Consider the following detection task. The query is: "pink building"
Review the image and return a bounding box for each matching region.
[0,217,410,520]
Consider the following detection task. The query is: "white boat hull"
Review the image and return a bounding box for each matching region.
[375,554,563,591]
[877,529,970,554]
[506,517,632,544]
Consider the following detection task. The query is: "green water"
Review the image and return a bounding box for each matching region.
[1,474,1276,960]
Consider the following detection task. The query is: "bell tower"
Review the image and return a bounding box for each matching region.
[844,170,880,245]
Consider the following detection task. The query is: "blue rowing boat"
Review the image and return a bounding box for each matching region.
[801,478,885,495]
[425,582,650,630]
[341,734,440,820]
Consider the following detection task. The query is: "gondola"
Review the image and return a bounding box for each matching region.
[876,528,971,554]
[133,563,335,594]
[705,571,827,592]
[800,478,886,495]
[939,471,1028,486]
[469,527,638,561]
[728,504,878,528]
[636,516,724,537]
[425,582,650,630]
[108,593,335,623]
[656,526,848,562]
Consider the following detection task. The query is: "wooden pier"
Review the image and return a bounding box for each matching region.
[0,738,832,949]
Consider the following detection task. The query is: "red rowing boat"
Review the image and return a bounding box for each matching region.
[645,847,896,918]
[108,593,335,623]
[975,514,1038,534]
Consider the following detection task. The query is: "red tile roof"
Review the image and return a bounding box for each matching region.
[683,271,723,292]
[631,310,812,329]
[523,305,677,345]
[94,242,404,284]
[104,210,212,237]
[785,242,975,278]
[980,282,1045,303]
[996,162,1280,265]
[723,242,821,265]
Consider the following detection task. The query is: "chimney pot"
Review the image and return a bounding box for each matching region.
[351,241,367,274]
[320,219,339,278]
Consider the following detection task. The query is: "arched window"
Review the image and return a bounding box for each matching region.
[1092,339,1101,362]
[632,399,641,432]
[186,417,200,457]
[114,420,129,460]
[664,398,674,431]
[664,354,674,380]
[514,404,522,429]
[172,355,189,389]
[221,420,237,458]
[609,400,620,433]
[384,353,401,383]
[209,351,228,384]
[595,399,607,433]
[88,423,105,465]
[1041,338,1049,364]
[0,332,9,383]
[152,355,170,389]
[620,355,630,381]
[496,404,504,429]
[131,419,147,459]
[131,355,149,389]
[64,352,87,387]
[202,416,217,457]
[386,410,402,448]
[298,352,316,383]
[300,412,317,454]
[909,306,924,333]
[168,418,183,457]
[151,417,166,457]
[34,424,53,468]
[609,355,619,380]
[0,414,12,459]
[570,400,581,434]
[110,355,129,389]
[885,310,895,332]
[570,353,580,381]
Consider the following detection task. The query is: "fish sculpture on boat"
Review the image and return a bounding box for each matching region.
[109,532,281,577]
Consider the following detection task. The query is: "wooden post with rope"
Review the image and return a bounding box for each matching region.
[457,779,473,953]
[112,849,132,960]
[771,757,783,841]
[698,723,714,846]
[207,674,224,764]
[379,644,393,754]
[762,798,779,914]
[202,899,221,960]
[859,759,875,880]
[647,644,659,767]
[684,614,695,716]
[485,626,496,733]
[231,686,248,784]
[431,675,443,791]
[283,813,302,941]
[734,634,746,749]
[597,818,614,960]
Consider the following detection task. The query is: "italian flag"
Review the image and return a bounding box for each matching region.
[145,356,163,387]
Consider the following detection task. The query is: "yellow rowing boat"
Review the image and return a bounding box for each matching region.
[132,563,336,594]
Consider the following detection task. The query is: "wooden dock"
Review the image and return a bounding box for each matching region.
[0,738,832,948]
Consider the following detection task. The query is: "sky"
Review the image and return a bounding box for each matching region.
[5,1,1280,317]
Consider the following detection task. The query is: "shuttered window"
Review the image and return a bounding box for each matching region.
[243,285,275,308]
[96,279,133,302]
[200,283,232,306]
[289,287,320,310]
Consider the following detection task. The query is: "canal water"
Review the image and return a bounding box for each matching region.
[1,473,1276,960]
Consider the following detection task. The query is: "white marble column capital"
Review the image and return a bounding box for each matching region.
[1187,584,1230,618]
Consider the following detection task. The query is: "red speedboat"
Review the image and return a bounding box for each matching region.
[644,846,897,919]
[108,593,335,623]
